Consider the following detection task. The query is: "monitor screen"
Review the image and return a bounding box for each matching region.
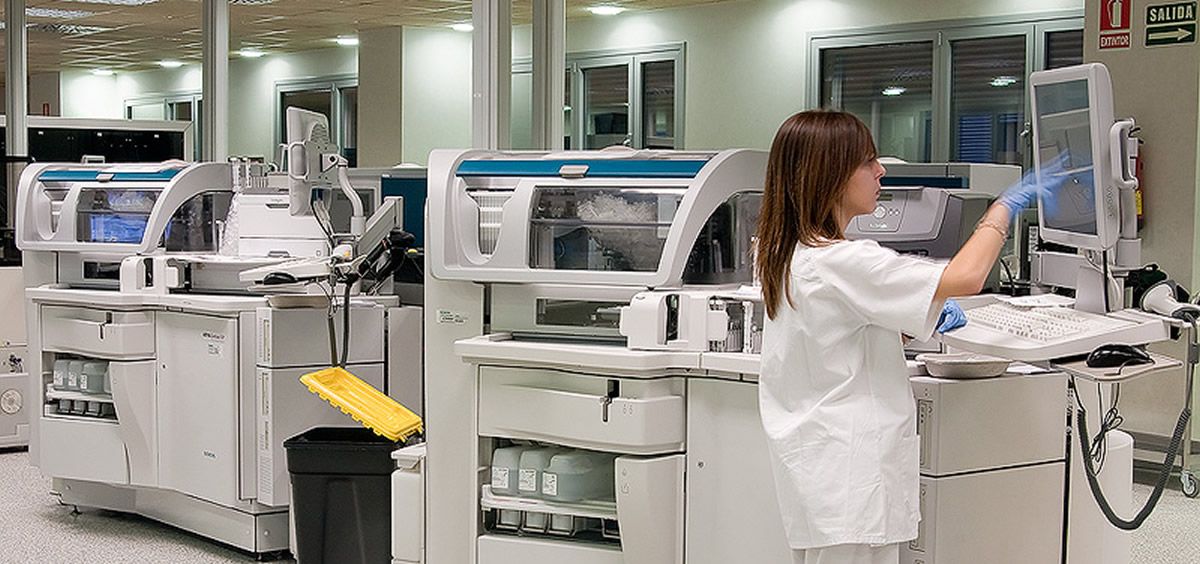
[1033,79,1097,237]
[88,214,149,243]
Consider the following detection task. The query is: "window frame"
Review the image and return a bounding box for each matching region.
[272,74,358,155]
[514,42,686,150]
[124,91,203,160]
[808,11,1082,164]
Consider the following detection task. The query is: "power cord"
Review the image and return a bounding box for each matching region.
[1086,381,1124,474]
[1069,351,1193,530]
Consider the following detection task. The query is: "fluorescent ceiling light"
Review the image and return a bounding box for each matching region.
[26,7,95,19]
[990,76,1018,87]
[158,60,184,68]
[587,5,626,16]
[91,68,115,76]
[881,86,906,96]
[335,36,359,46]
[238,48,266,58]
[450,23,474,32]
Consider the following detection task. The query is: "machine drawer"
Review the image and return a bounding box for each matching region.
[478,535,622,564]
[41,306,154,360]
[39,416,128,485]
[478,367,685,455]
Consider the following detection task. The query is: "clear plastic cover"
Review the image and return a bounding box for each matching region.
[75,188,160,243]
[163,191,232,252]
[682,192,762,285]
[529,186,686,272]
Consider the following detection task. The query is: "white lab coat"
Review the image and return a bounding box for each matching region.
[759,239,947,549]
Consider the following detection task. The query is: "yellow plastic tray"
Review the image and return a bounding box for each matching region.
[300,366,424,442]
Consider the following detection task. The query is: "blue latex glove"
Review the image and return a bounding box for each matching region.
[936,299,967,334]
[996,152,1073,221]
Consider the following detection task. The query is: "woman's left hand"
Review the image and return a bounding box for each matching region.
[936,299,967,333]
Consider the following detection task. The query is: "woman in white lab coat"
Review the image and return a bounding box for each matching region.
[754,110,1059,564]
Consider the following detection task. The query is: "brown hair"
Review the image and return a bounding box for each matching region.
[755,110,877,320]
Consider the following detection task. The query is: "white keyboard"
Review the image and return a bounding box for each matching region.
[965,303,1133,343]
[940,298,1171,362]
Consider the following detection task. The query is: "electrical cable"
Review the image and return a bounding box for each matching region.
[340,281,352,367]
[999,256,1017,296]
[316,281,338,366]
[310,189,336,249]
[1070,375,1191,530]
[1102,249,1112,313]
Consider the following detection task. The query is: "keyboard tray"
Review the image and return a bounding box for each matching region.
[939,295,1172,362]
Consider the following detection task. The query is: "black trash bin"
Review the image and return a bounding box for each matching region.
[284,427,398,564]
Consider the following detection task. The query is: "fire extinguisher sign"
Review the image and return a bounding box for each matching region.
[1100,0,1133,50]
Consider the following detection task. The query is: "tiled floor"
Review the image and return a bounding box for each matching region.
[0,448,1195,563]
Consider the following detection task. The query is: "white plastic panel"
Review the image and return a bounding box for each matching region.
[903,463,1063,564]
[41,306,154,360]
[257,305,385,368]
[391,444,427,564]
[109,360,157,487]
[39,416,128,484]
[912,373,1067,476]
[0,267,25,346]
[477,535,622,564]
[615,454,685,564]
[256,363,384,507]
[387,306,424,418]
[458,334,700,377]
[156,312,240,507]
[686,379,791,564]
[478,366,686,455]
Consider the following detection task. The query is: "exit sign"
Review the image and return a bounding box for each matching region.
[1146,1,1197,47]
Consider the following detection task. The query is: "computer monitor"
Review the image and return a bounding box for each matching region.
[285,107,337,216]
[1029,63,1121,251]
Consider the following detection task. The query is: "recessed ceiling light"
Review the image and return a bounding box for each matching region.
[335,36,359,46]
[26,7,95,19]
[158,60,184,68]
[989,76,1018,87]
[238,48,266,58]
[450,23,474,32]
[91,68,115,76]
[881,86,906,96]
[587,5,626,16]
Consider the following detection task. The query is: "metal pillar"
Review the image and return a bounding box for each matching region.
[202,0,229,161]
[532,0,565,150]
[471,0,511,150]
[5,0,28,233]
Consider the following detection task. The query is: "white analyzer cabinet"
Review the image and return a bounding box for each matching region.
[256,304,388,508]
[0,266,30,448]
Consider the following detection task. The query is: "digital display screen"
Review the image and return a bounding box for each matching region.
[1034,79,1098,236]
[88,214,149,243]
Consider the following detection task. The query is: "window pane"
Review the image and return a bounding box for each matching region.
[642,60,676,149]
[510,72,535,150]
[950,35,1026,164]
[1045,30,1084,70]
[168,101,193,122]
[340,86,358,167]
[821,42,934,161]
[128,103,165,121]
[583,64,629,149]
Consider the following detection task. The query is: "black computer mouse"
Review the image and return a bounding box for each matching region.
[1086,344,1153,368]
[262,272,299,286]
